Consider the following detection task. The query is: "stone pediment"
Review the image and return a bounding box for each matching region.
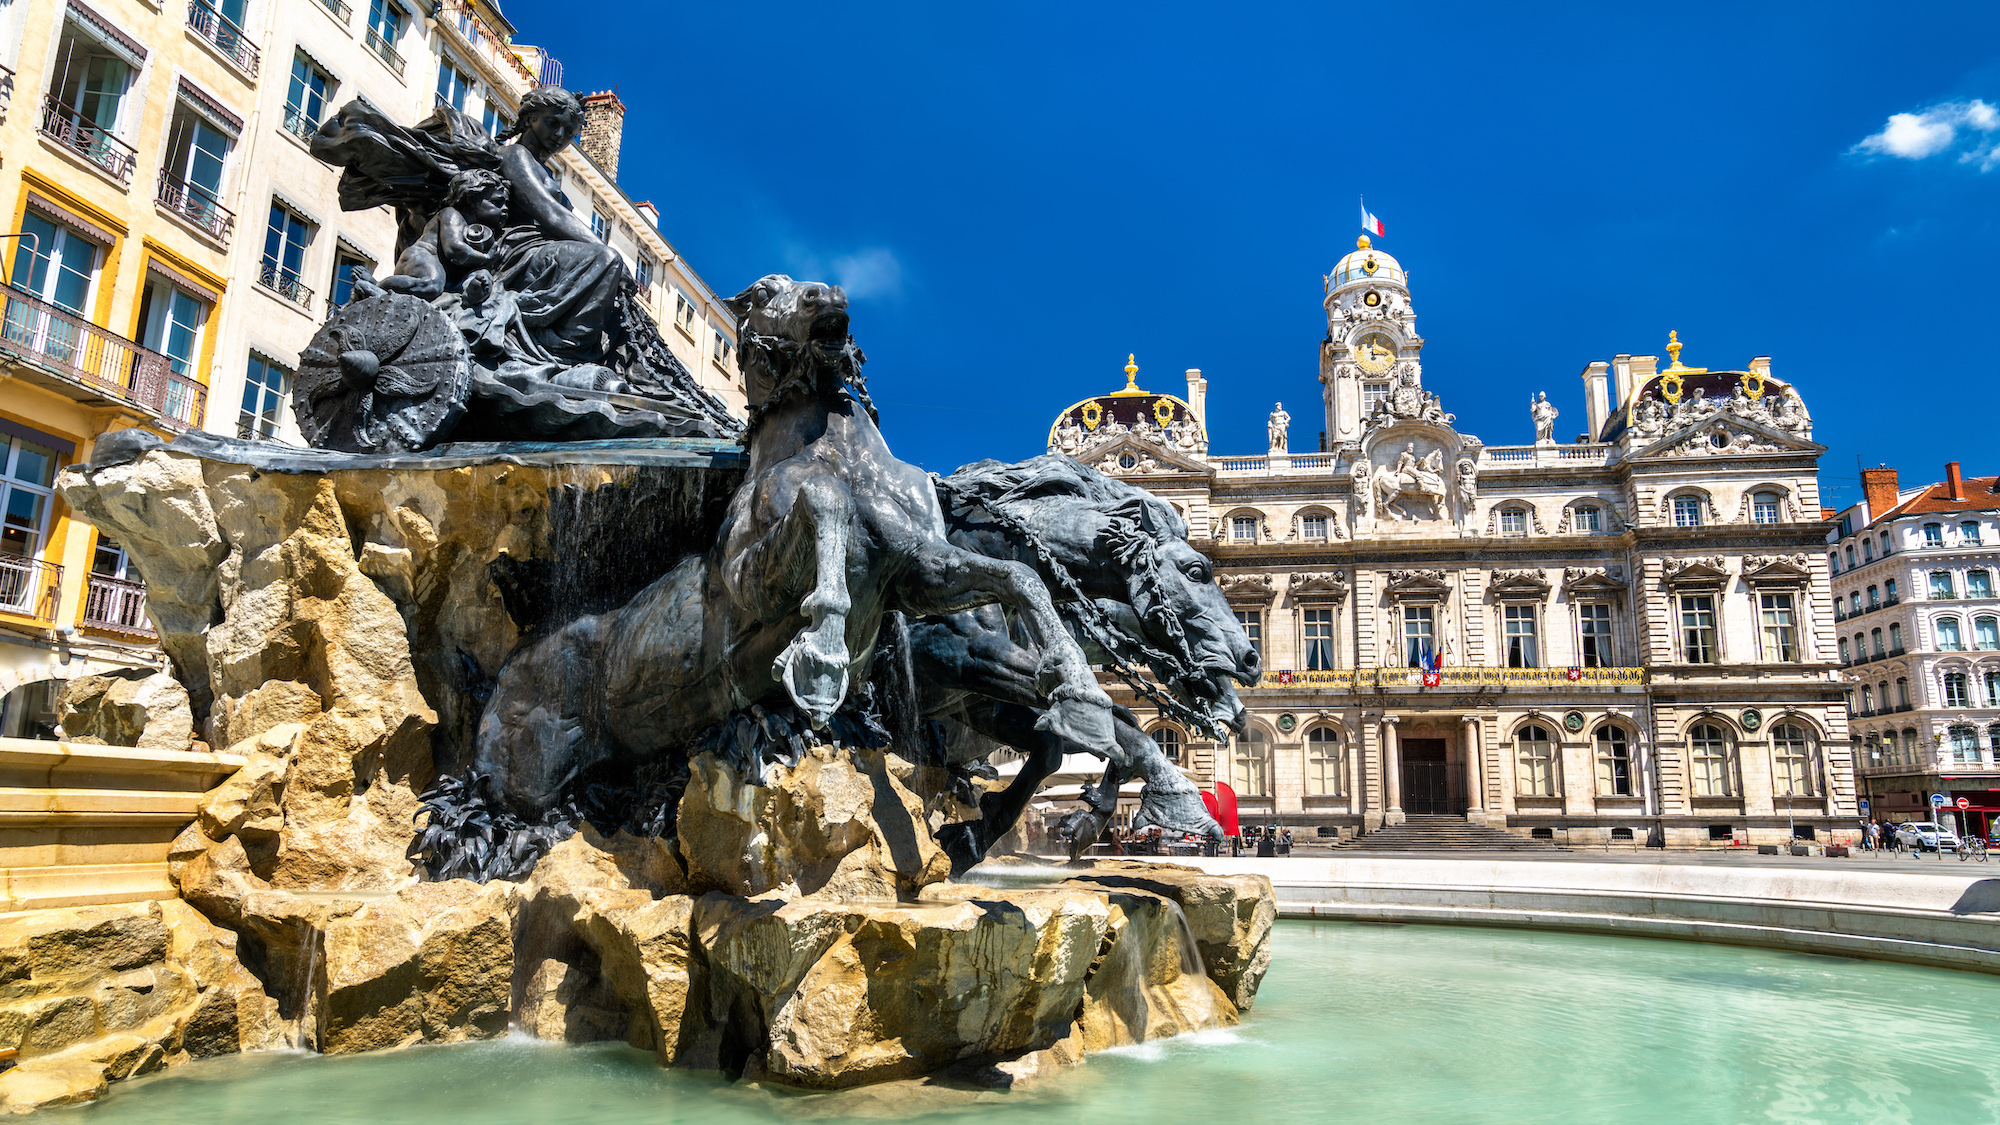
[1742,554,1812,584]
[1562,566,1629,595]
[1488,568,1551,599]
[1630,414,1821,461]
[1217,572,1276,601]
[1384,568,1451,599]
[1663,556,1730,586]
[1081,438,1209,478]
[1288,571,1351,602]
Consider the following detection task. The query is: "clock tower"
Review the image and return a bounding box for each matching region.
[1320,235,1425,446]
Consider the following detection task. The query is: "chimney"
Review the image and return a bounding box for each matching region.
[578,90,626,182]
[1580,360,1610,439]
[1947,461,1965,501]
[1185,368,1207,425]
[1861,465,1899,522]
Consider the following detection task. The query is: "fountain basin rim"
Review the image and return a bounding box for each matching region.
[88,429,749,474]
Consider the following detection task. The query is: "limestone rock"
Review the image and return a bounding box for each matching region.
[320,880,517,1054]
[677,748,951,899]
[1064,860,1275,1010]
[54,670,193,751]
[0,1060,107,1114]
[1073,889,1235,1051]
[574,893,696,1063]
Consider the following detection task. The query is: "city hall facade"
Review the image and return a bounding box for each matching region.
[1048,238,1855,846]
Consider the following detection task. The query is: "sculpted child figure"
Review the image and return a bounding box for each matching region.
[377,169,513,299]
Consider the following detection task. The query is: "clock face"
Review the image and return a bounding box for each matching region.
[1354,334,1396,374]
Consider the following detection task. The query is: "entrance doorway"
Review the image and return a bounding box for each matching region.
[1401,737,1458,815]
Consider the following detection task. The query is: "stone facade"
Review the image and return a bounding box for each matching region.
[1835,462,2000,834]
[1048,237,1854,847]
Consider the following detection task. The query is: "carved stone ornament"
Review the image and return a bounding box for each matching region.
[1384,569,1451,599]
[1663,556,1730,585]
[1742,554,1812,583]
[1562,566,1629,593]
[1217,572,1277,600]
[1485,501,1547,536]
[1288,571,1352,601]
[1660,420,1786,458]
[1488,568,1551,598]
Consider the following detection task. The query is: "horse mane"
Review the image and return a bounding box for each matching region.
[736,332,875,439]
[943,455,1189,540]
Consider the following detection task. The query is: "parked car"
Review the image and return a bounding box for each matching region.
[1895,822,1961,853]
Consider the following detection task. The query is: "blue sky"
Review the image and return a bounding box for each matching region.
[509,1,2000,506]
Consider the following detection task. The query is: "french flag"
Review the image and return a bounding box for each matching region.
[1360,199,1385,238]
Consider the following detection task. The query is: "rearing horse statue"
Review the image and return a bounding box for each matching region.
[471,277,1116,815]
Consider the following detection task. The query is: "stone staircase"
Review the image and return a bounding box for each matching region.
[1339,815,1561,852]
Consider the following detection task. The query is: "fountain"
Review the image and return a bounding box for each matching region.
[0,90,1274,1112]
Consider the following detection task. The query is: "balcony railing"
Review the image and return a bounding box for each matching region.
[156,172,236,243]
[280,102,319,144]
[82,574,153,636]
[0,287,205,426]
[187,0,260,75]
[438,1,539,86]
[0,555,62,621]
[365,25,406,76]
[1247,666,1648,691]
[38,96,138,184]
[317,0,353,21]
[257,261,315,311]
[1,63,14,117]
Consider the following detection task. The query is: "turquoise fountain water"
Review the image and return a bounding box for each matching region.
[64,921,2000,1122]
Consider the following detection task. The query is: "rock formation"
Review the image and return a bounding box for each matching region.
[54,670,193,752]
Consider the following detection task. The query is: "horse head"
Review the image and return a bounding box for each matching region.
[939,455,1257,735]
[723,275,851,409]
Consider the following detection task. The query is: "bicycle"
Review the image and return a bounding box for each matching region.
[1962,836,1990,863]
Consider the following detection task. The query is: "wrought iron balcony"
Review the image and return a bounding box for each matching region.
[318,0,353,21]
[82,574,153,636]
[156,172,235,243]
[0,63,14,117]
[365,26,406,76]
[281,103,319,144]
[0,287,205,426]
[257,261,315,311]
[37,96,138,184]
[187,0,260,75]
[0,555,62,622]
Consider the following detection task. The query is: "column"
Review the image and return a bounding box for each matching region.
[1463,715,1485,822]
[1383,716,1404,824]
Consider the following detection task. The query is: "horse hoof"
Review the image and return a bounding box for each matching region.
[774,627,850,728]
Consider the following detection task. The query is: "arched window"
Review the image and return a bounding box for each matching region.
[1232,730,1269,797]
[1925,523,1945,548]
[1878,681,1889,708]
[1886,579,1899,602]
[1944,671,1971,708]
[1931,571,1956,600]
[1971,570,1995,599]
[1151,726,1183,765]
[1828,552,1840,575]
[1870,628,1884,657]
[1867,585,1880,608]
[1689,722,1732,797]
[1889,622,1904,650]
[1853,633,1865,658]
[1987,670,2000,708]
[1897,677,1910,707]
[1850,592,1862,615]
[1306,728,1345,796]
[1863,540,1875,562]
[1839,638,1850,664]
[1964,521,1985,546]
[1594,726,1632,797]
[1752,492,1781,524]
[1990,723,2000,757]
[1845,546,1857,569]
[1978,617,2000,651]
[1860,685,1874,712]
[1938,618,1964,651]
[1882,531,1892,555]
[1950,724,1980,764]
[1772,723,1815,796]
[1516,725,1556,796]
[1902,728,1921,762]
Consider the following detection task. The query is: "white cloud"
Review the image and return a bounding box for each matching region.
[1851,100,2000,166]
[778,245,906,301]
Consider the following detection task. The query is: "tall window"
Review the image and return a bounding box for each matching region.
[1303,608,1335,671]
[1963,521,1984,546]
[1938,617,1964,652]
[1897,677,1910,707]
[1951,724,1979,764]
[1690,723,1731,797]
[1516,725,1556,797]
[1752,492,1781,524]
[1301,514,1327,541]
[1231,730,1268,798]
[1673,495,1703,527]
[1151,726,1182,765]
[1992,724,2000,758]
[674,290,699,332]
[1402,606,1435,668]
[1499,508,1526,536]
[1760,593,1799,662]
[1846,546,1857,570]
[1867,585,1880,608]
[239,355,291,440]
[1850,593,1862,616]
[1594,726,1632,797]
[1945,672,1971,708]
[436,57,472,111]
[1860,685,1874,712]
[1230,516,1257,542]
[590,211,608,241]
[1977,616,2000,651]
[1889,622,1903,651]
[1869,627,1883,658]
[261,203,315,305]
[161,102,232,233]
[1578,603,1612,667]
[138,279,209,380]
[1839,638,1850,663]
[1680,595,1717,663]
[1988,672,2000,708]
[1504,604,1538,668]
[1573,505,1601,532]
[1233,610,1262,664]
[1931,571,1956,600]
[46,20,135,173]
[713,327,733,365]
[1772,724,1814,796]
[1863,540,1875,562]
[635,256,655,291]
[285,54,333,139]
[1362,382,1390,414]
[0,436,58,565]
[1971,571,1994,599]
[482,102,510,138]
[1925,523,1945,547]
[9,213,101,315]
[330,251,372,309]
[1306,728,1345,796]
[367,0,405,52]
[1886,578,1899,602]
